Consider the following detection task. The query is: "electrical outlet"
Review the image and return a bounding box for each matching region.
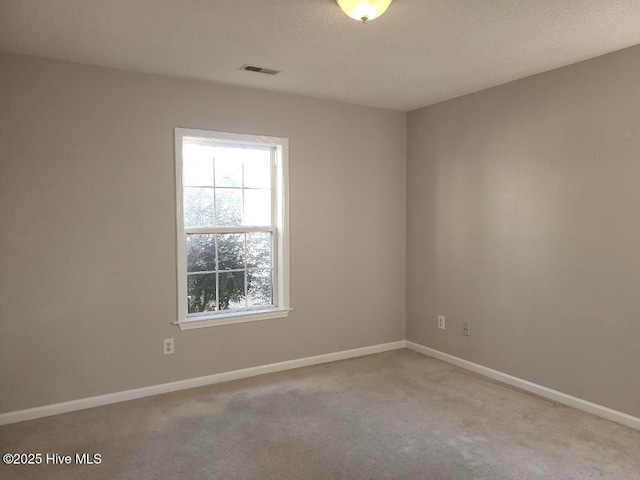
[164,338,174,355]
[438,315,445,330]
[462,322,470,336]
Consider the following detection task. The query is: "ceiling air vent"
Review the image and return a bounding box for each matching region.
[241,65,280,76]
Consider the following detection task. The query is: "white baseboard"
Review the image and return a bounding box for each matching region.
[6,340,636,432]
[0,340,406,426]
[406,341,640,432]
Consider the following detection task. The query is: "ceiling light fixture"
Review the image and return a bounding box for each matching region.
[336,0,393,23]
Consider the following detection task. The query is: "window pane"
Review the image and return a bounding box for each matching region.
[243,150,271,188]
[186,234,216,272]
[243,189,271,226]
[188,273,217,313]
[248,269,272,307]
[183,143,214,186]
[215,188,242,226]
[219,271,246,310]
[184,187,215,228]
[217,233,245,270]
[246,232,271,268]
[214,148,242,187]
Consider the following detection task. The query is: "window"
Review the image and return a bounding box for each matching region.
[174,128,290,329]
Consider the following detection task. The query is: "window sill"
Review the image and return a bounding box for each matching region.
[174,308,293,330]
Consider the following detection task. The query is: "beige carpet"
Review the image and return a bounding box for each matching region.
[1,349,639,479]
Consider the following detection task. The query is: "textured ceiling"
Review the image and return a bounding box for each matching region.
[1,0,640,111]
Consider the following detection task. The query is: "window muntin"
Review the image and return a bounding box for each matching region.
[182,143,273,228]
[185,232,274,314]
[175,129,289,326]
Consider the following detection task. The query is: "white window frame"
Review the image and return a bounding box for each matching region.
[173,128,291,330]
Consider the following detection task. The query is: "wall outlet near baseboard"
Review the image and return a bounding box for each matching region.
[462,322,470,336]
[164,338,174,355]
[438,315,445,330]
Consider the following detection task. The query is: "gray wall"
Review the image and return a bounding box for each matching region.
[407,45,640,418]
[4,43,640,419]
[0,53,406,413]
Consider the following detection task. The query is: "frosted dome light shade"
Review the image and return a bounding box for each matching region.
[337,0,393,23]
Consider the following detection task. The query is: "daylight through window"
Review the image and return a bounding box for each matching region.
[175,129,290,328]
